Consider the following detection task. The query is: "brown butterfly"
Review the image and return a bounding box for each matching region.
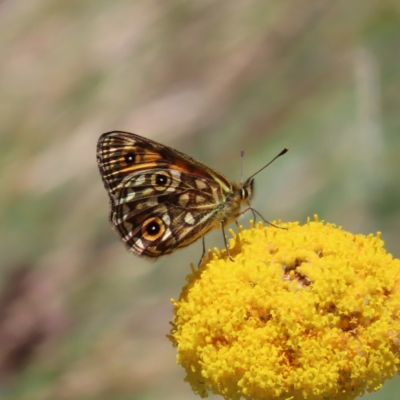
[97,131,287,260]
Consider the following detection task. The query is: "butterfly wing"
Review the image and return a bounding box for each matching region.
[97,131,233,257]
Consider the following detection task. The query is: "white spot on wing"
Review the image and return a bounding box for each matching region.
[184,212,195,225]
[195,179,207,190]
[135,175,145,186]
[126,192,136,201]
[170,169,181,181]
[163,214,171,225]
[135,238,144,249]
[179,194,189,207]
[115,191,136,205]
[162,228,172,241]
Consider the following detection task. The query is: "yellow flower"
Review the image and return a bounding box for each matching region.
[168,216,400,400]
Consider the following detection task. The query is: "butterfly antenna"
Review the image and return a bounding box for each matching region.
[240,150,245,183]
[246,147,289,181]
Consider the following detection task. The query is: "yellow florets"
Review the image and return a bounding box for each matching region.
[168,216,400,400]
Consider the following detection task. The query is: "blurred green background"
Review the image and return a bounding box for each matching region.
[1,1,399,399]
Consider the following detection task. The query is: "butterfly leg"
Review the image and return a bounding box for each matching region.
[243,201,257,223]
[220,220,233,261]
[248,203,257,223]
[237,206,287,230]
[197,236,206,267]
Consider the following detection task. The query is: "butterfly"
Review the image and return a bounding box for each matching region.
[97,131,288,260]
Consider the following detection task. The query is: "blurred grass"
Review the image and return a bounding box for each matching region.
[0,0,399,399]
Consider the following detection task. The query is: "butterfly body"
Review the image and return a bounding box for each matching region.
[97,131,255,258]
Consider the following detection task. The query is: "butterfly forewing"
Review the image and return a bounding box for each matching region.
[97,132,232,197]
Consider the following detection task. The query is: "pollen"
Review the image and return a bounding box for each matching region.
[168,216,400,400]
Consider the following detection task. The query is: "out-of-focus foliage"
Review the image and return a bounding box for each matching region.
[0,1,399,399]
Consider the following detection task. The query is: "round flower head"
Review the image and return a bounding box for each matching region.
[169,216,400,400]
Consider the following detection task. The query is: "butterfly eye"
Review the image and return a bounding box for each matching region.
[124,153,136,164]
[240,179,254,200]
[142,217,165,240]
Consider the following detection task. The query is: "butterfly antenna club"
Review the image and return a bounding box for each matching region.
[246,147,288,181]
